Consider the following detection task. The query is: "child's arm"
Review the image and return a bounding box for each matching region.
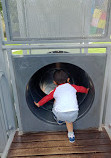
[34,90,55,107]
[72,85,89,93]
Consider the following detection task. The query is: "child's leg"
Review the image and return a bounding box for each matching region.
[53,114,64,125]
[65,121,73,132]
[65,121,75,143]
[52,109,64,125]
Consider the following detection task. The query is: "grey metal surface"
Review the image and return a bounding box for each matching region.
[0,14,16,153]
[103,48,111,137]
[0,72,16,153]
[0,14,8,153]
[6,49,23,132]
[12,53,106,132]
[0,72,16,134]
[0,97,7,153]
[26,62,94,123]
[2,37,111,44]
[99,47,111,128]
[2,43,111,50]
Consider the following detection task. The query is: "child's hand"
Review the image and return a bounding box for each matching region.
[87,88,89,93]
[34,101,40,107]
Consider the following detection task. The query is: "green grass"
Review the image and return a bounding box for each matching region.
[12,50,23,55]
[88,48,106,53]
[12,50,30,55]
[88,42,111,53]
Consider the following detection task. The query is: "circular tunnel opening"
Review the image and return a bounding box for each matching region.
[26,62,95,124]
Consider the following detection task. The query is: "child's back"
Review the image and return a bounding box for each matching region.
[53,83,78,112]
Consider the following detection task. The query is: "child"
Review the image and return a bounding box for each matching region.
[34,69,89,143]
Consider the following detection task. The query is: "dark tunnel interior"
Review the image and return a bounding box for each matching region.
[26,62,95,124]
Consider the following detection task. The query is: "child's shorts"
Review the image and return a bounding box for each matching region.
[52,109,78,123]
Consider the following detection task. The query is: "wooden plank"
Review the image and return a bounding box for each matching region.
[8,145,111,157]
[13,132,109,143]
[8,152,111,158]
[15,128,106,137]
[10,139,111,149]
[7,128,111,157]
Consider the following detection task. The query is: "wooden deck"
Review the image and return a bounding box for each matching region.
[7,128,111,158]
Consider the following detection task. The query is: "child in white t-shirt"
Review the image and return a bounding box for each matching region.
[34,69,89,143]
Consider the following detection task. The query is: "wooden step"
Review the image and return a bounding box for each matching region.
[7,128,111,158]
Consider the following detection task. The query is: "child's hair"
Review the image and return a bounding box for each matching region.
[53,69,69,85]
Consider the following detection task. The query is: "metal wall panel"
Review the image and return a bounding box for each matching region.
[0,72,16,152]
[12,53,106,132]
[2,0,110,41]
[0,98,7,153]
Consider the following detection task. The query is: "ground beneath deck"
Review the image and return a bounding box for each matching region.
[7,128,111,158]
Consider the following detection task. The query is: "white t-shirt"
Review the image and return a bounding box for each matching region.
[53,83,79,112]
[38,83,88,112]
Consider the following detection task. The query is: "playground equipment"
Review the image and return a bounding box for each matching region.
[11,52,105,132]
[0,0,110,133]
[0,0,111,137]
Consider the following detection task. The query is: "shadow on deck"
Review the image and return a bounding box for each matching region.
[7,128,111,158]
